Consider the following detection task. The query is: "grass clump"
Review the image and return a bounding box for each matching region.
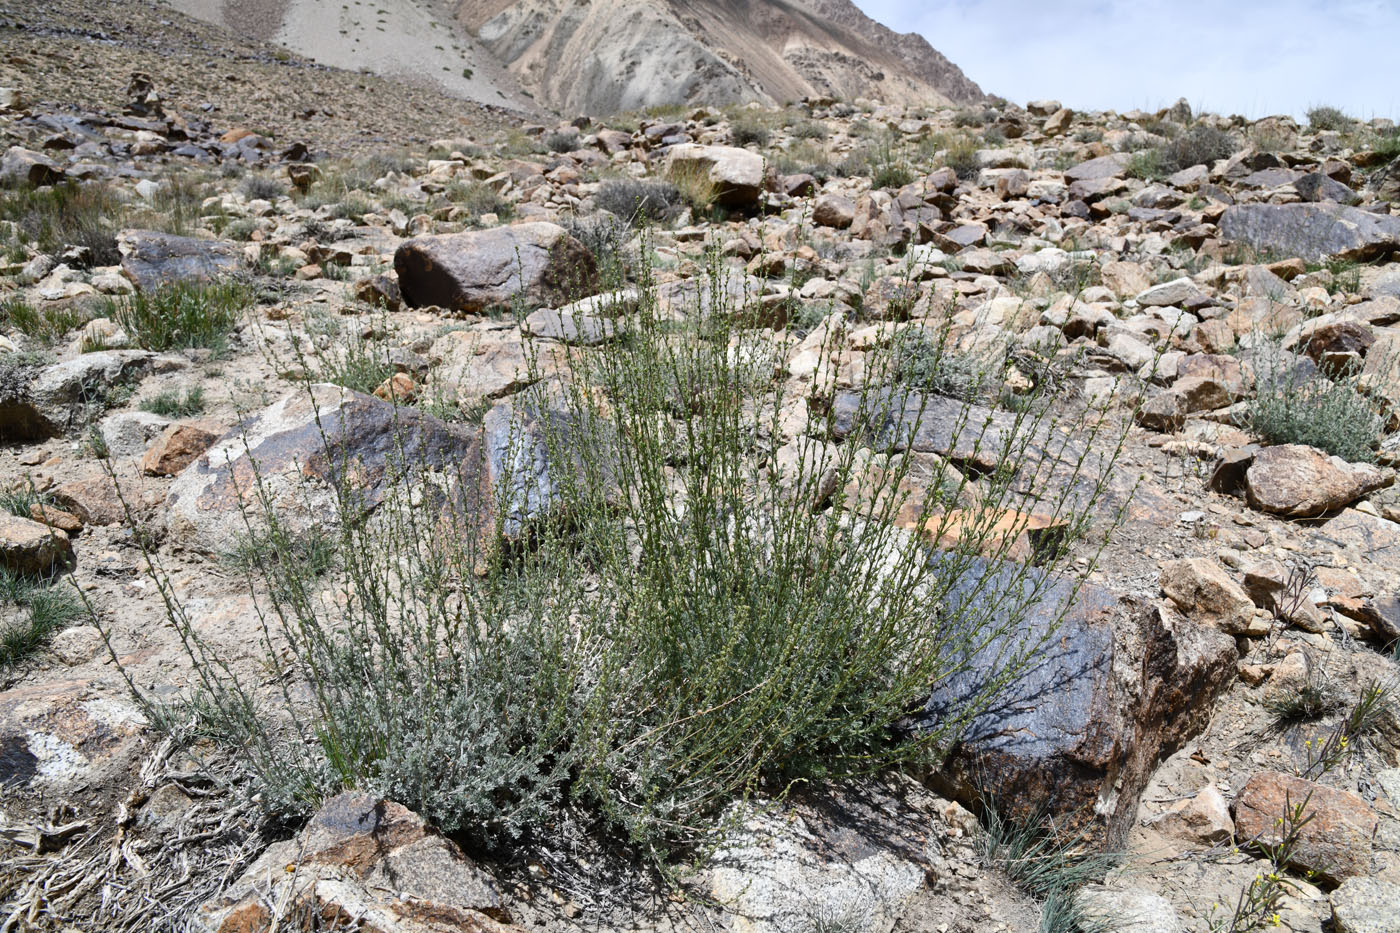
[140,386,207,418]
[980,798,1117,933]
[729,115,772,148]
[1,569,82,672]
[1,296,90,344]
[1248,352,1384,462]
[116,246,1127,863]
[542,131,579,154]
[109,280,251,353]
[0,181,123,266]
[665,161,720,216]
[1131,125,1238,179]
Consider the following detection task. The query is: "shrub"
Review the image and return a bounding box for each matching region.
[114,245,1127,861]
[730,116,771,148]
[1306,105,1353,132]
[944,136,980,181]
[790,120,827,139]
[445,181,511,224]
[239,174,285,201]
[1248,350,1384,462]
[542,131,579,154]
[593,178,683,226]
[0,181,123,266]
[109,280,251,353]
[665,161,719,216]
[140,386,207,418]
[893,327,1004,402]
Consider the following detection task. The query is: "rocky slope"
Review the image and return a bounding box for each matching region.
[3,82,1400,933]
[458,0,986,115]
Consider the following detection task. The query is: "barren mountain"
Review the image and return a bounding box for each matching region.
[459,0,986,115]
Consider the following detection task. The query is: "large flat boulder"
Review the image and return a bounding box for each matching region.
[918,554,1236,847]
[1233,771,1377,885]
[117,230,242,292]
[165,384,479,552]
[665,144,766,208]
[394,222,597,313]
[1219,203,1400,262]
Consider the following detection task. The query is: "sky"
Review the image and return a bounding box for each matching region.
[853,0,1400,121]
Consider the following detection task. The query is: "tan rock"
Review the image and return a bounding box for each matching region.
[1245,445,1391,518]
[0,514,73,575]
[1151,786,1234,844]
[1159,558,1255,635]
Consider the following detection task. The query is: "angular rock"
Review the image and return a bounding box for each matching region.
[1331,877,1400,933]
[1,146,64,186]
[117,230,242,292]
[1063,153,1131,182]
[0,514,74,575]
[0,682,145,789]
[1075,887,1185,933]
[665,144,765,208]
[521,307,620,346]
[1159,558,1255,635]
[1136,277,1210,309]
[1219,203,1400,262]
[1233,771,1376,884]
[165,385,479,553]
[1244,444,1391,518]
[812,192,856,228]
[1148,785,1234,844]
[1295,172,1358,205]
[195,792,516,933]
[140,421,220,477]
[353,272,402,310]
[920,559,1236,847]
[394,222,597,313]
[431,328,563,407]
[1,351,154,441]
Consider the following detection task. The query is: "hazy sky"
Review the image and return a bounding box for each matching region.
[853,0,1400,121]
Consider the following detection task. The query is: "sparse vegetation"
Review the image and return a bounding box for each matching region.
[109,279,251,353]
[1306,105,1353,132]
[1,296,90,343]
[0,180,123,266]
[140,385,207,418]
[1,569,82,671]
[593,178,684,226]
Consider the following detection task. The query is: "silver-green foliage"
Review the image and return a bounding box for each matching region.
[1248,350,1384,463]
[117,245,1127,858]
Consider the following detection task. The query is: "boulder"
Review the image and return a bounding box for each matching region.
[165,385,479,553]
[1159,558,1256,635]
[1233,771,1376,884]
[195,792,517,933]
[0,682,145,790]
[1330,878,1400,933]
[1295,171,1359,205]
[430,328,563,407]
[0,514,74,575]
[481,385,615,546]
[812,192,856,229]
[1075,887,1185,933]
[1,350,154,441]
[1244,444,1391,518]
[394,222,597,313]
[1,146,64,186]
[521,307,620,346]
[919,557,1236,847]
[664,144,765,208]
[117,230,242,292]
[1219,203,1400,262]
[1063,153,1131,182]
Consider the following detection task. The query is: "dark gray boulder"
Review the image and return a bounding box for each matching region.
[918,553,1236,846]
[1219,203,1400,262]
[117,230,243,292]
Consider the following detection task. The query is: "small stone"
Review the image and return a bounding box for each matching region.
[141,422,221,477]
[1150,785,1233,844]
[50,625,104,666]
[373,372,418,402]
[812,193,855,229]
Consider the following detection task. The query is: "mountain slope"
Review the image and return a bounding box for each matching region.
[459,0,985,115]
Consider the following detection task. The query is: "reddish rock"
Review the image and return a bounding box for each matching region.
[1160,558,1256,635]
[28,503,82,534]
[1233,771,1376,884]
[141,422,221,477]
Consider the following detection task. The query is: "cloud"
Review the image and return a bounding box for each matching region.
[855,0,1399,120]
